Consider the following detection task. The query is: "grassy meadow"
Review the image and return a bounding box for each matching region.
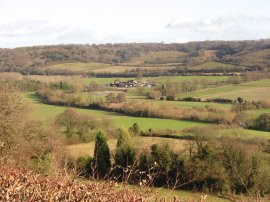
[188,61,238,71]
[178,80,270,101]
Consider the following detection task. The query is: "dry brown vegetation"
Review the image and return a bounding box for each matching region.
[0,84,64,172]
[0,165,154,201]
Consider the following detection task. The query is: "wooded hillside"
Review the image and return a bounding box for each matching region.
[0,40,270,75]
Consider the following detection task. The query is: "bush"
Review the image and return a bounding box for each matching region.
[129,123,140,135]
[116,128,131,147]
[166,95,175,101]
[252,113,270,131]
[181,97,201,102]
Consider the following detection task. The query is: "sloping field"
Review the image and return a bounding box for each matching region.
[91,65,175,73]
[128,51,187,65]
[179,83,270,101]
[188,61,238,71]
[165,100,231,110]
[151,75,229,83]
[178,85,248,99]
[240,79,270,87]
[83,77,135,84]
[219,87,270,101]
[245,108,270,118]
[43,62,111,73]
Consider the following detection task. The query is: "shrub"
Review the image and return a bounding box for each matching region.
[117,128,131,147]
[93,131,111,177]
[166,95,175,101]
[252,113,270,131]
[115,144,136,168]
[129,123,140,135]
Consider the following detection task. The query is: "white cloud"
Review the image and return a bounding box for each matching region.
[165,15,270,33]
[0,0,270,47]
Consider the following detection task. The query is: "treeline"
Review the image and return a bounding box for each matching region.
[110,101,236,124]
[1,40,270,75]
[36,89,125,108]
[55,109,116,144]
[0,72,105,92]
[69,128,270,196]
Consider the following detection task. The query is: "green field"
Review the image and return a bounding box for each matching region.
[245,108,270,118]
[217,128,270,139]
[151,75,229,83]
[178,83,270,101]
[189,61,238,71]
[24,93,208,131]
[153,100,232,110]
[241,79,270,87]
[43,62,111,73]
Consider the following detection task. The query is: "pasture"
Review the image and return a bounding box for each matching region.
[241,79,270,87]
[147,100,232,110]
[188,61,238,71]
[178,81,270,101]
[91,65,175,73]
[42,62,111,73]
[151,75,229,83]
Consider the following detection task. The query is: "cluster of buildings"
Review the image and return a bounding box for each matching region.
[107,79,156,88]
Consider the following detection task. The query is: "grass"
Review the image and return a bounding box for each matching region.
[92,65,174,73]
[178,83,270,101]
[157,188,229,202]
[153,100,232,110]
[241,79,270,87]
[245,108,270,119]
[43,62,110,73]
[218,87,270,101]
[178,85,247,99]
[219,128,270,140]
[151,75,229,83]
[189,61,237,71]
[23,93,209,131]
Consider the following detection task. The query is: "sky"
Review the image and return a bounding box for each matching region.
[0,0,269,48]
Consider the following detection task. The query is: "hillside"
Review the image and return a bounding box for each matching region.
[0,40,270,75]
